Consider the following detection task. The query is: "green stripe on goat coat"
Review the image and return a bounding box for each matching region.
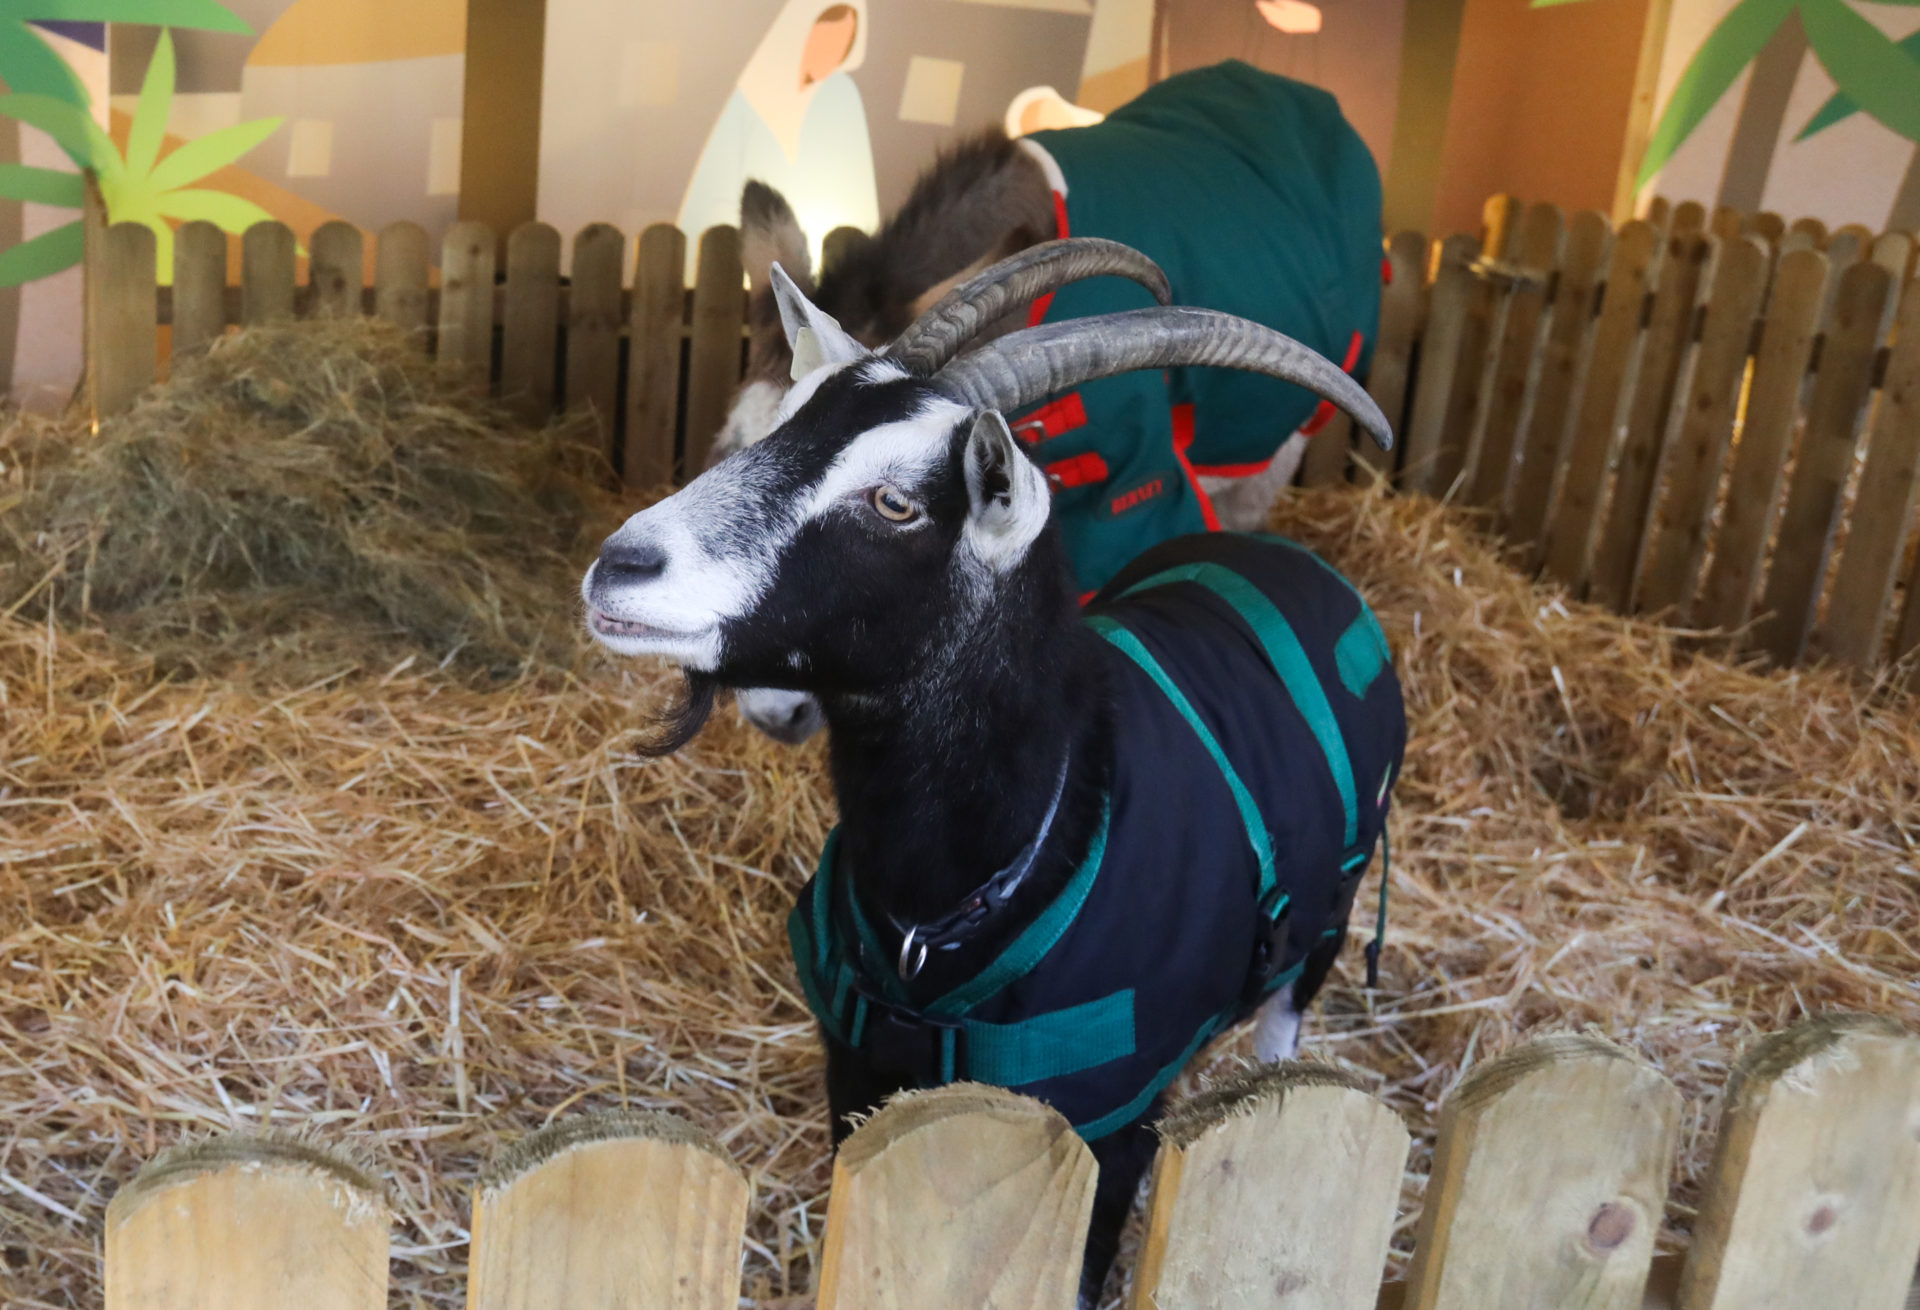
[786,532,1406,1139]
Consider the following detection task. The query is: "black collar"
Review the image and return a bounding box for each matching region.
[888,754,1070,980]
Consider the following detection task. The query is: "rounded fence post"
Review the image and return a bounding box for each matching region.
[104,1137,388,1310]
[1404,1034,1680,1310]
[470,1110,750,1310]
[817,1083,1096,1310]
[1131,1063,1408,1310]
[1677,1016,1920,1310]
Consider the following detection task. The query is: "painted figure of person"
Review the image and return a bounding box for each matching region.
[677,0,877,268]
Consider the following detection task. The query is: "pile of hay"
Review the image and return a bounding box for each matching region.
[0,319,620,680]
[1,481,1914,1308]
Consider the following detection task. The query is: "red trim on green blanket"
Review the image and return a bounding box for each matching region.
[1170,403,1223,532]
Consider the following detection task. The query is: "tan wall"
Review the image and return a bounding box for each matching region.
[1431,0,1652,237]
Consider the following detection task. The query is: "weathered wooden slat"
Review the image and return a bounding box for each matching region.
[1541,220,1661,590]
[171,220,226,357]
[375,221,431,334]
[468,1111,749,1310]
[1811,284,1920,666]
[438,220,497,386]
[1467,203,1564,512]
[1637,235,1769,616]
[1753,261,1895,665]
[1359,230,1429,483]
[1899,539,1920,680]
[684,225,746,476]
[1676,1016,1920,1310]
[1508,210,1611,553]
[1747,211,1784,244]
[1401,235,1480,496]
[626,223,688,488]
[817,1084,1095,1310]
[104,1138,388,1310]
[1671,200,1707,241]
[1787,215,1828,247]
[1482,193,1522,259]
[1779,226,1820,256]
[1404,1035,1679,1310]
[93,222,158,417]
[1710,205,1744,242]
[500,222,561,426]
[307,220,363,319]
[1694,248,1830,631]
[1642,195,1672,235]
[565,223,626,443]
[1589,231,1713,609]
[1434,255,1506,497]
[1301,408,1355,487]
[1823,230,1865,281]
[1131,1065,1407,1310]
[241,221,297,325]
[1871,230,1915,282]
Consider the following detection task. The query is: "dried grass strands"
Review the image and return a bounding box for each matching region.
[0,318,624,681]
[1,475,1915,1308]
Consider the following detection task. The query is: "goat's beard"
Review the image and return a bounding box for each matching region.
[632,670,718,757]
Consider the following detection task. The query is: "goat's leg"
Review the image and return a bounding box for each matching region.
[1081,1120,1159,1308]
[1198,432,1309,533]
[1252,991,1303,1061]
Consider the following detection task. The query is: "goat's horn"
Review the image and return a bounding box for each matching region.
[932,306,1394,451]
[886,238,1171,377]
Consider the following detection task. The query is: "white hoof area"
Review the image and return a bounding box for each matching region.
[1253,994,1302,1062]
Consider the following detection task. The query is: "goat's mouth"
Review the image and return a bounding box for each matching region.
[588,610,682,640]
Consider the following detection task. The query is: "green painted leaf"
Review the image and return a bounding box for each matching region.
[155,186,275,234]
[1799,0,1920,146]
[146,115,282,192]
[0,160,84,206]
[125,27,175,181]
[0,218,83,286]
[1798,26,1920,139]
[0,19,90,116]
[1636,0,1797,189]
[0,90,102,166]
[20,0,250,33]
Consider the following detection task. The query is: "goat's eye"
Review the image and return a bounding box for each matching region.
[869,485,920,524]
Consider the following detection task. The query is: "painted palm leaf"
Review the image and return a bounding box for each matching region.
[0,218,82,287]
[1799,28,1920,139]
[1637,0,1798,189]
[1796,0,1920,145]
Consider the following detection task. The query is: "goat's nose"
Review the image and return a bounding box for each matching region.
[596,538,668,584]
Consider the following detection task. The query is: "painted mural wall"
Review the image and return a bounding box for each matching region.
[1636,0,1920,230]
[537,0,1105,272]
[0,3,466,410]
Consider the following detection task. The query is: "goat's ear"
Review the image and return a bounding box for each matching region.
[771,263,866,381]
[962,410,1050,571]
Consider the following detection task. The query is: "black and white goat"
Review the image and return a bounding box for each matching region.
[583,242,1405,1304]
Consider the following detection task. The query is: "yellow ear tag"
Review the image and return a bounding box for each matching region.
[791,326,824,382]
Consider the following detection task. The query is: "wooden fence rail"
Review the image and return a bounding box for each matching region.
[96,1016,1920,1310]
[80,195,1920,674]
[1316,196,1920,679]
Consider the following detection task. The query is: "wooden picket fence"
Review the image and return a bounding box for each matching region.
[80,190,1920,674]
[98,1015,1920,1310]
[1308,194,1920,676]
[81,197,759,487]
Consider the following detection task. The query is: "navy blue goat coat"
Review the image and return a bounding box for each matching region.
[789,533,1406,1139]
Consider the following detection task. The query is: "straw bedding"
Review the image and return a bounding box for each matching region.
[2,332,1916,1307]
[0,319,617,681]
